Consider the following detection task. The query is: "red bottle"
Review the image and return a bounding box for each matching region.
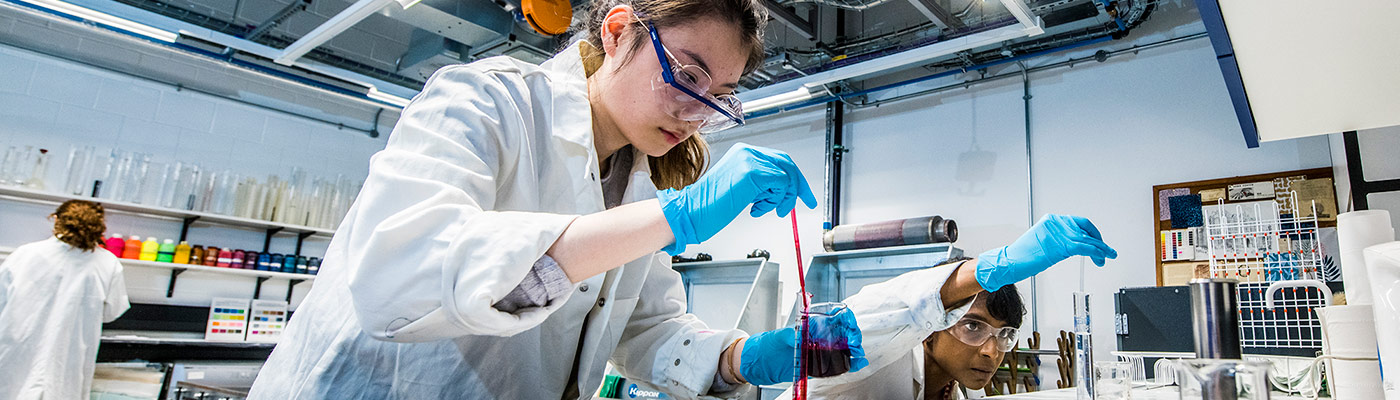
[104,234,125,257]
[216,249,232,268]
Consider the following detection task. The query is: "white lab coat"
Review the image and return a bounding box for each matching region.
[0,237,130,400]
[780,263,973,400]
[248,41,745,399]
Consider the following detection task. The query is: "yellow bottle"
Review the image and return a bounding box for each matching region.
[173,241,191,265]
[139,237,159,261]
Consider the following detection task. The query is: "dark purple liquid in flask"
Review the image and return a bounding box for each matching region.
[803,341,851,377]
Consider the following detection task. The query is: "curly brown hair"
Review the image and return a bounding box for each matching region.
[580,0,768,190]
[52,200,106,251]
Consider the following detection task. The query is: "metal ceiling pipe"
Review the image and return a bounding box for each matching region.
[738,1,1042,103]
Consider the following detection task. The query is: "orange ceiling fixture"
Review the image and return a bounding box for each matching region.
[522,0,572,36]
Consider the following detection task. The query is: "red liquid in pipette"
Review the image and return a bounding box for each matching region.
[791,212,808,400]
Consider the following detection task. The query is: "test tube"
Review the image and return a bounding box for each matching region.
[1073,292,1094,400]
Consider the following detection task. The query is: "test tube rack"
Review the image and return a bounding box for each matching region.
[1203,195,1329,352]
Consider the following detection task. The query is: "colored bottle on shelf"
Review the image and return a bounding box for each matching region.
[156,239,176,262]
[173,241,191,265]
[295,256,309,274]
[203,246,220,266]
[104,234,125,257]
[269,254,285,273]
[308,257,321,275]
[189,245,204,265]
[257,253,272,271]
[232,250,246,269]
[282,255,297,273]
[242,251,259,269]
[139,237,159,261]
[216,248,232,268]
[122,236,142,259]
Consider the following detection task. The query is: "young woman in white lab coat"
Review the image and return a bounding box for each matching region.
[0,200,130,400]
[249,0,867,398]
[786,215,1119,399]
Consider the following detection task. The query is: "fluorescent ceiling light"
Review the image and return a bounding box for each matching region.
[744,87,818,114]
[20,0,178,42]
[367,87,412,108]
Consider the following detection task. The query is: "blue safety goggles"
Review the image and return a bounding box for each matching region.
[640,20,745,133]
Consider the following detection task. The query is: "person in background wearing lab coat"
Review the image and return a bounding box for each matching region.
[250,0,868,398]
[0,200,130,400]
[790,214,1117,399]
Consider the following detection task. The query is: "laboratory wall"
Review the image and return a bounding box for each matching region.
[0,42,391,307]
[1330,126,1400,230]
[689,1,1336,371]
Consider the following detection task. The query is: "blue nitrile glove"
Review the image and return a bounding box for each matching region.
[738,307,868,386]
[658,143,817,255]
[976,214,1118,291]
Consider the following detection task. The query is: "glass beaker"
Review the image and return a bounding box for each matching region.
[1094,361,1133,400]
[801,302,854,378]
[64,145,94,196]
[2,145,35,186]
[24,148,51,190]
[1173,359,1272,400]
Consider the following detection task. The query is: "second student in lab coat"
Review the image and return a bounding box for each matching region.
[249,0,866,398]
[0,200,130,400]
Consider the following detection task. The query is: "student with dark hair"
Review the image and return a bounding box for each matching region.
[791,214,1114,399]
[917,258,1027,399]
[0,200,130,400]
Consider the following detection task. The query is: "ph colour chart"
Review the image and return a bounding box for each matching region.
[205,298,250,342]
[246,300,289,343]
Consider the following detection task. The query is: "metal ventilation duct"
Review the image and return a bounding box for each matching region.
[384,0,559,80]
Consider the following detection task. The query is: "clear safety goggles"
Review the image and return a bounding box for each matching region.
[946,317,1019,352]
[639,19,745,134]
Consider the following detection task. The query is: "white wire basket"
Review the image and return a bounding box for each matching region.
[1204,195,1330,352]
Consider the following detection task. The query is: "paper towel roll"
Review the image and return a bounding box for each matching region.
[1365,242,1400,400]
[1317,305,1383,399]
[1338,210,1394,305]
[1332,360,1385,399]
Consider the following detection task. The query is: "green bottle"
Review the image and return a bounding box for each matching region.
[156,239,176,263]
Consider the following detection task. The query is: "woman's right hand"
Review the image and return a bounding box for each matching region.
[657,143,816,255]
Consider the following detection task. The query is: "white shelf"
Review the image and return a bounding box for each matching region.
[0,245,316,281]
[0,185,334,236]
[120,257,317,281]
[101,335,277,349]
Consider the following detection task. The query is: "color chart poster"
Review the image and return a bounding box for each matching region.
[205,298,250,342]
[247,300,289,343]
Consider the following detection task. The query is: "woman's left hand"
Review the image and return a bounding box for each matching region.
[657,143,816,255]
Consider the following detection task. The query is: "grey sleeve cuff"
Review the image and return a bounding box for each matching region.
[710,371,737,394]
[492,254,574,313]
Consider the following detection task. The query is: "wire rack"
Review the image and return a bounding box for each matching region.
[1204,196,1329,352]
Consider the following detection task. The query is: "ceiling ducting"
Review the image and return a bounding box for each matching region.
[2,0,1156,123]
[382,0,561,80]
[739,0,1158,109]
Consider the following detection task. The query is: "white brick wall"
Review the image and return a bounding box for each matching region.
[0,42,391,307]
[0,43,389,193]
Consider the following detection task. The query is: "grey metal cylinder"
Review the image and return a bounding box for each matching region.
[1190,278,1242,360]
[821,215,958,252]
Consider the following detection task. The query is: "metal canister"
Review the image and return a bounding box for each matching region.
[821,215,958,252]
[1190,278,1242,359]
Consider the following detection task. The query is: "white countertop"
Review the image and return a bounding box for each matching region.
[989,386,1326,399]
